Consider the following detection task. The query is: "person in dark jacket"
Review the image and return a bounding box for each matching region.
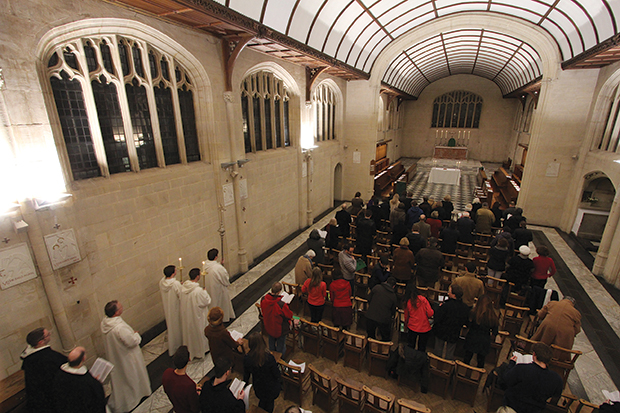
[487,237,511,279]
[432,284,470,360]
[491,201,503,228]
[366,277,398,341]
[161,346,199,413]
[356,209,376,261]
[392,238,416,284]
[204,307,244,372]
[406,201,424,228]
[456,212,476,244]
[440,220,459,254]
[243,333,281,413]
[350,192,364,216]
[501,343,563,413]
[441,195,454,221]
[419,196,432,217]
[307,229,325,264]
[464,295,499,368]
[415,238,445,287]
[21,327,67,413]
[335,203,352,237]
[324,218,341,249]
[505,207,526,233]
[53,347,106,413]
[406,227,427,255]
[491,227,515,256]
[390,202,408,245]
[513,221,533,250]
[370,254,391,289]
[501,245,535,304]
[199,357,245,413]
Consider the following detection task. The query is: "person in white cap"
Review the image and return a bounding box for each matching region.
[501,245,535,305]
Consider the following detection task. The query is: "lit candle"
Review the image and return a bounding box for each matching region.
[435,130,438,139]
[202,260,205,267]
[179,257,182,267]
[458,131,461,140]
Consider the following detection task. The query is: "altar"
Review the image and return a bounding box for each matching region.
[433,130,470,159]
[433,146,468,160]
[428,167,461,185]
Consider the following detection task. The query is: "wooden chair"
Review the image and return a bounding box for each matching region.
[308,364,338,413]
[511,334,538,356]
[319,322,344,363]
[255,303,266,337]
[427,352,455,399]
[455,255,475,270]
[395,398,430,413]
[318,263,334,287]
[488,331,510,366]
[278,358,310,405]
[545,393,579,413]
[376,242,392,254]
[299,318,321,356]
[336,377,365,413]
[285,325,299,360]
[473,243,490,259]
[484,276,507,309]
[456,242,473,257]
[367,255,381,270]
[376,231,391,244]
[394,309,407,342]
[425,287,449,306]
[475,259,489,276]
[439,269,458,291]
[506,285,528,308]
[395,283,407,305]
[485,370,504,412]
[343,330,367,371]
[475,233,493,245]
[355,272,371,298]
[362,386,395,413]
[442,253,456,270]
[350,224,357,238]
[502,304,530,337]
[282,282,302,313]
[367,338,393,378]
[353,296,369,331]
[549,344,582,387]
[573,399,599,413]
[452,360,486,406]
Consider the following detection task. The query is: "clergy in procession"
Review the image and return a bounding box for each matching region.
[203,249,236,323]
[160,264,183,356]
[53,347,106,413]
[100,301,151,413]
[181,268,212,359]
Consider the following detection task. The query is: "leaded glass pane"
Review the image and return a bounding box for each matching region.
[64,49,78,71]
[178,88,200,162]
[92,78,130,174]
[149,51,158,79]
[275,99,282,148]
[48,52,59,68]
[132,44,144,77]
[161,58,170,81]
[155,84,180,165]
[51,73,100,180]
[473,102,482,128]
[101,42,114,74]
[265,97,272,149]
[253,95,262,151]
[241,94,252,153]
[84,44,97,73]
[126,80,157,169]
[118,42,129,76]
[283,100,290,147]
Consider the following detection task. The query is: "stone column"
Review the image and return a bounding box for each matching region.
[223,92,248,272]
[304,151,313,227]
[593,193,620,277]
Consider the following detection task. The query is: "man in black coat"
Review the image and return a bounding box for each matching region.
[20,328,67,413]
[432,284,469,360]
[53,347,106,413]
[415,238,445,287]
[356,209,376,261]
[199,357,246,413]
[456,212,476,244]
[335,203,352,237]
[366,277,398,341]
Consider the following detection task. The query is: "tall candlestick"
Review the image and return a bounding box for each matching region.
[179,257,182,267]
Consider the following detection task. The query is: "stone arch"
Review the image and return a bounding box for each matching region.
[333,162,343,204]
[311,78,344,144]
[573,171,615,241]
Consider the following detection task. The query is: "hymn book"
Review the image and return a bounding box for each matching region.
[603,390,620,402]
[281,291,295,304]
[229,377,252,409]
[90,357,114,383]
[512,352,534,364]
[230,330,244,342]
[288,360,306,373]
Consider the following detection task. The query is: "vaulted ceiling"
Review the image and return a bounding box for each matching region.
[110,0,620,97]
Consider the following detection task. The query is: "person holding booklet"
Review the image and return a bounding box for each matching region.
[243,332,282,413]
[204,307,245,372]
[199,357,245,413]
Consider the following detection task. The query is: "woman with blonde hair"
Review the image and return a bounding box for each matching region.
[389,193,400,211]
[302,267,327,322]
[463,294,499,368]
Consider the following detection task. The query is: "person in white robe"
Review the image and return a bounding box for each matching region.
[100,301,151,413]
[159,265,183,356]
[181,268,212,359]
[203,249,236,323]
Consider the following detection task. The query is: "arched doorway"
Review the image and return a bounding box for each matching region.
[572,173,615,248]
[333,163,343,206]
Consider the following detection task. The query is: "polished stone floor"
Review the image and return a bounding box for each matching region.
[127,164,620,412]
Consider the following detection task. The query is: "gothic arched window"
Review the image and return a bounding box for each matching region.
[312,82,337,142]
[431,91,483,129]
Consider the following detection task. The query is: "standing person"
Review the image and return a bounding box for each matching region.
[307,229,326,264]
[243,332,282,413]
[491,227,515,255]
[415,238,445,287]
[413,215,432,243]
[487,238,511,279]
[199,357,245,413]
[203,249,236,323]
[406,226,427,255]
[338,243,357,292]
[350,191,364,216]
[162,346,200,413]
[294,250,315,285]
[370,254,390,289]
[356,209,377,261]
[442,195,454,220]
[503,246,535,302]
[501,343,563,413]
[432,284,469,359]
[531,297,581,353]
[302,268,327,322]
[404,285,434,351]
[336,203,352,237]
[329,272,353,329]
[406,201,423,228]
[389,193,401,212]
[463,295,499,368]
[419,196,432,217]
[53,347,106,413]
[456,212,475,244]
[491,201,503,228]
[452,262,485,308]
[204,307,244,369]
[160,264,183,356]
[531,245,556,289]
[181,268,212,359]
[513,221,534,249]
[261,282,293,354]
[475,202,495,234]
[440,221,459,254]
[505,208,526,233]
[391,202,409,246]
[324,218,342,249]
[100,301,151,413]
[392,237,416,284]
[471,198,482,222]
[20,328,67,413]
[427,211,443,239]
[366,277,398,341]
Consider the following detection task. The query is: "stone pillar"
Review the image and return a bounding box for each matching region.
[593,193,620,276]
[304,151,313,227]
[223,92,248,272]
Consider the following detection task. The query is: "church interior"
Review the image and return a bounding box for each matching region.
[2,0,620,412]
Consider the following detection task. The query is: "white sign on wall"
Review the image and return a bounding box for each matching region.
[239,179,248,199]
[353,151,361,164]
[546,162,560,177]
[44,229,81,270]
[223,183,234,206]
[0,243,37,289]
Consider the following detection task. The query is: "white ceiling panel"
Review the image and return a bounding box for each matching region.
[262,0,297,33]
[321,2,364,54]
[228,0,263,21]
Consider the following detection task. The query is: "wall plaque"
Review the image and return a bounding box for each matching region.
[0,243,37,289]
[44,229,81,270]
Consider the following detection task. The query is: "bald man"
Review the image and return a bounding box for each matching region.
[53,347,106,413]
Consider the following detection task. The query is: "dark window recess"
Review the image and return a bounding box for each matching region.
[48,52,59,68]
[126,79,157,169]
[64,49,79,71]
[118,42,129,76]
[101,42,114,74]
[178,88,200,162]
[473,102,482,128]
[274,99,282,148]
[149,51,158,79]
[253,95,262,151]
[283,100,290,146]
[265,98,272,149]
[51,72,100,180]
[161,58,170,81]
[84,44,97,73]
[154,85,180,165]
[241,94,252,153]
[91,77,131,174]
[132,44,144,77]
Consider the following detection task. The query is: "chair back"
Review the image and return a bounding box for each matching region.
[502,303,530,337]
[368,338,393,356]
[428,352,455,375]
[488,330,510,365]
[454,360,485,381]
[574,399,599,413]
[395,283,407,303]
[456,242,473,257]
[549,344,582,386]
[319,321,341,341]
[439,269,458,290]
[362,386,395,413]
[299,318,321,355]
[282,281,300,296]
[452,360,486,406]
[545,393,579,413]
[395,399,430,413]
[355,272,371,297]
[308,364,335,391]
[336,377,364,410]
[442,253,456,269]
[425,287,449,306]
[278,358,304,383]
[343,329,367,350]
[427,352,455,398]
[353,296,369,329]
[511,334,538,355]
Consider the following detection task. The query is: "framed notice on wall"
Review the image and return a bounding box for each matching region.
[0,243,37,290]
[44,229,81,270]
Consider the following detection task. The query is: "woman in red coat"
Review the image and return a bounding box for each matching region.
[302,268,327,322]
[531,245,556,289]
[427,210,443,239]
[404,285,434,351]
[329,272,353,328]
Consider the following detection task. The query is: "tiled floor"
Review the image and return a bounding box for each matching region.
[128,161,620,412]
